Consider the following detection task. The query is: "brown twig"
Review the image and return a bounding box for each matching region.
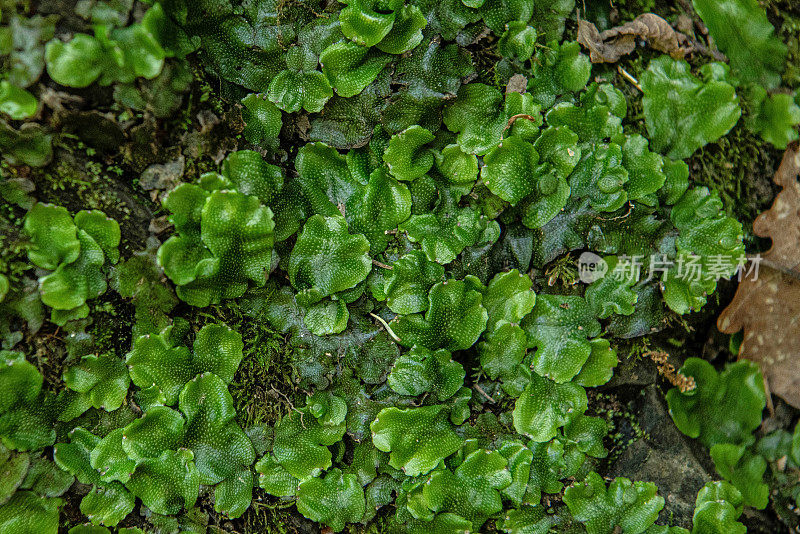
[502,114,539,137]
[689,40,728,62]
[370,313,402,344]
[617,66,643,92]
[270,386,306,427]
[474,384,496,403]
[597,202,633,221]
[372,259,393,270]
[408,393,429,407]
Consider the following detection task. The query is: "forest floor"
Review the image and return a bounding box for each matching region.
[2,0,800,532]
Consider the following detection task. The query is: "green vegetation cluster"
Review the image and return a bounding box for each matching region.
[0,0,799,532]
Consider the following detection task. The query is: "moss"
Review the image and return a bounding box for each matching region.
[26,140,154,248]
[192,299,299,428]
[237,495,298,534]
[541,252,580,288]
[86,294,135,357]
[590,391,648,463]
[613,0,659,22]
[609,46,781,246]
[229,334,296,429]
[192,60,227,118]
[686,124,780,237]
[471,37,504,90]
[763,0,800,88]
[0,215,27,279]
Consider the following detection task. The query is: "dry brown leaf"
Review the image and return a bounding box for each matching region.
[578,13,691,63]
[718,143,800,409]
[577,19,614,63]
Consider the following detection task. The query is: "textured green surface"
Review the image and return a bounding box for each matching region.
[0,0,793,531]
[641,58,741,160]
[158,172,276,306]
[393,278,488,351]
[693,0,786,88]
[564,472,665,534]
[387,346,465,400]
[513,372,588,442]
[667,359,766,448]
[296,468,366,531]
[523,295,602,383]
[371,405,463,476]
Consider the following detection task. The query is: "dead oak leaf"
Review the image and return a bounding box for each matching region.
[718,143,800,409]
[578,13,691,63]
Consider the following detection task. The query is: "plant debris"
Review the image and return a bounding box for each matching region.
[718,142,800,409]
[577,13,692,63]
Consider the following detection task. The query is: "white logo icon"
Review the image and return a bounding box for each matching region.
[578,252,608,284]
